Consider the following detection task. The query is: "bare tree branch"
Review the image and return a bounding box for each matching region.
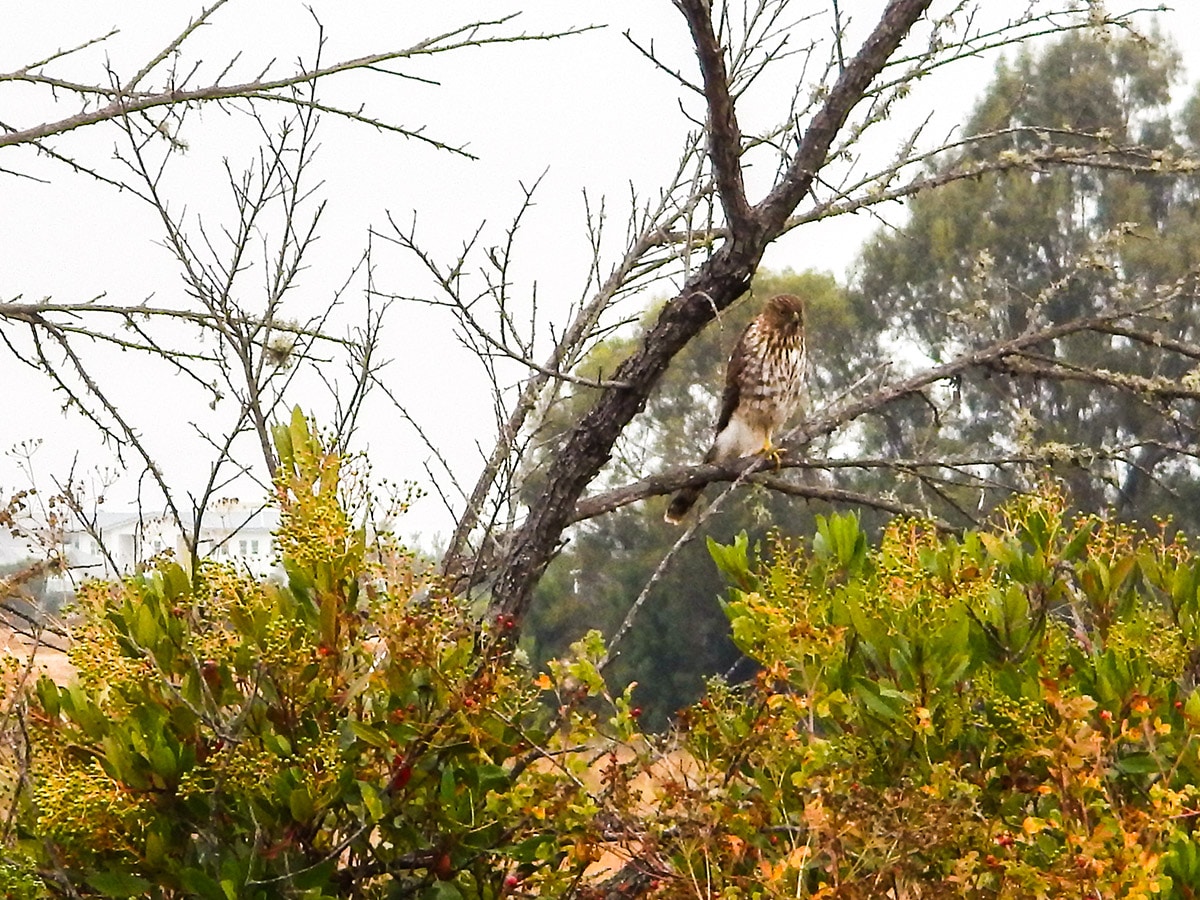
[487,0,936,622]
[675,0,757,238]
[0,14,595,154]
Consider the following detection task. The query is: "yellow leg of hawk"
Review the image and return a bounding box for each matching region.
[760,434,786,467]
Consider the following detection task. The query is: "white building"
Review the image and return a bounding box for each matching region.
[50,500,281,601]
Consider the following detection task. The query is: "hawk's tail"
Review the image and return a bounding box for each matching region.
[664,485,703,524]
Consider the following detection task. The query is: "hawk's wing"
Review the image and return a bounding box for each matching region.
[715,321,753,434]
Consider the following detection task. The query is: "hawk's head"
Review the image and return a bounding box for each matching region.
[763,293,805,332]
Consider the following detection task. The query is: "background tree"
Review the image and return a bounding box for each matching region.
[414,1,1200,625]
[848,29,1200,527]
[525,28,1200,723]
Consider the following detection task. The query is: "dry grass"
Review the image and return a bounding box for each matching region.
[0,626,74,685]
[530,741,715,884]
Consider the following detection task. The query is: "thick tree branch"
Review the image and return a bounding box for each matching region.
[569,453,1052,525]
[567,296,1177,525]
[989,353,1200,401]
[674,0,756,238]
[488,0,935,622]
[428,140,710,581]
[647,131,1200,249]
[756,0,934,231]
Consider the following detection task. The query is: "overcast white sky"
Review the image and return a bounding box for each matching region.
[2,2,1198,546]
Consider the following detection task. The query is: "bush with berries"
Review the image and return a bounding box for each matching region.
[662,491,1200,897]
[0,412,625,899]
[5,414,1200,898]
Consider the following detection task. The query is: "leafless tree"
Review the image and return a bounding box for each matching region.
[382,0,1199,628]
[1,2,584,581]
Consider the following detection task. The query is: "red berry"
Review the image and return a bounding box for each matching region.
[200,660,220,687]
[389,759,412,790]
[504,874,519,888]
[433,852,453,880]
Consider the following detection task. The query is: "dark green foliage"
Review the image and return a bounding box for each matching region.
[851,30,1200,525]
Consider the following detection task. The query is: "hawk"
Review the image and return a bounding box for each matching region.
[664,293,807,523]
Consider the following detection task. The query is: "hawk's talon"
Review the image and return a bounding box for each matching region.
[760,440,787,468]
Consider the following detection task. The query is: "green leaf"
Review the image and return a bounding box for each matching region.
[289,406,312,462]
[1061,520,1095,561]
[359,780,384,821]
[509,834,555,864]
[289,785,314,822]
[272,409,297,472]
[134,601,160,646]
[265,731,293,758]
[162,562,191,599]
[144,826,167,868]
[35,677,60,718]
[1109,554,1136,594]
[708,532,757,592]
[1115,752,1161,776]
[1183,689,1200,722]
[179,869,226,900]
[65,686,109,740]
[1020,508,1052,553]
[853,678,905,721]
[979,533,1014,565]
[347,721,391,749]
[86,871,152,898]
[440,766,457,805]
[1172,562,1200,608]
[474,763,509,794]
[149,743,177,780]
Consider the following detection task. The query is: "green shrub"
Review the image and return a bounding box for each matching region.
[8,418,1200,899]
[668,489,1200,897]
[3,412,612,899]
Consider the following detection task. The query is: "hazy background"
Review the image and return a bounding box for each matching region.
[3,1,1197,545]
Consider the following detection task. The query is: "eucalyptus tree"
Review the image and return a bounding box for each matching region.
[850,30,1200,526]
